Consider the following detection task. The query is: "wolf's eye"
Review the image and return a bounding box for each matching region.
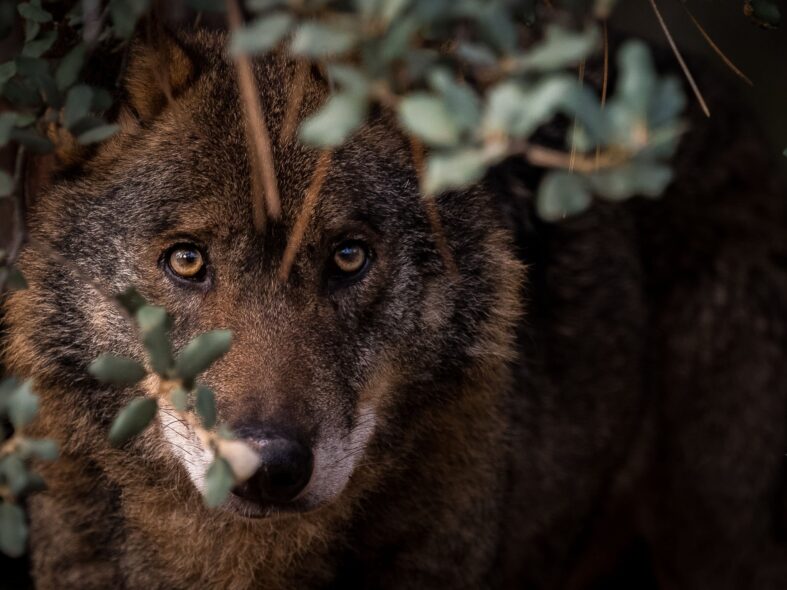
[331,241,369,278]
[166,245,206,281]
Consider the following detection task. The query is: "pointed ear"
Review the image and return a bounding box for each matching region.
[124,30,197,121]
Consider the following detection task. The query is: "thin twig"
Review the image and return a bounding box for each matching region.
[648,0,710,117]
[280,59,309,146]
[409,137,458,275]
[595,21,610,170]
[681,2,753,86]
[278,150,333,282]
[226,0,282,229]
[6,147,28,266]
[569,59,586,173]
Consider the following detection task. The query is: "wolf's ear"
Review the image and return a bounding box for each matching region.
[124,30,197,122]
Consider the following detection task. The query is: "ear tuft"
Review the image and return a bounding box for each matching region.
[125,32,196,121]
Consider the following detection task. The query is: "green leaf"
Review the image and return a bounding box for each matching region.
[63,84,93,129]
[21,30,56,58]
[136,306,173,375]
[185,0,226,10]
[9,127,52,154]
[0,61,16,90]
[24,20,39,43]
[0,170,13,197]
[423,149,489,195]
[17,439,58,461]
[230,13,293,56]
[587,162,674,201]
[744,0,781,28]
[0,111,17,146]
[115,287,147,314]
[246,0,287,10]
[0,503,27,557]
[89,354,147,385]
[108,396,158,446]
[77,123,119,145]
[4,267,27,290]
[169,387,189,412]
[0,456,29,496]
[18,2,52,23]
[290,22,358,57]
[174,330,233,382]
[536,172,592,222]
[110,0,150,38]
[510,25,599,73]
[7,381,38,429]
[203,457,234,507]
[428,68,481,132]
[300,93,367,147]
[56,44,87,90]
[195,385,216,429]
[398,93,460,147]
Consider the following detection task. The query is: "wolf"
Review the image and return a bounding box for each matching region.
[3,28,787,590]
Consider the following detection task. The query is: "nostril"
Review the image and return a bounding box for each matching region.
[233,435,314,505]
[258,438,313,501]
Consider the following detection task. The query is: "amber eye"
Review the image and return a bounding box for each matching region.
[166,245,206,281]
[332,241,368,277]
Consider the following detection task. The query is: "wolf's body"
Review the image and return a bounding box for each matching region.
[3,31,787,590]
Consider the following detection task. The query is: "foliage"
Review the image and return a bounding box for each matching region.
[0,0,779,557]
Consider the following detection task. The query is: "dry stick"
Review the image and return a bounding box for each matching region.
[648,0,710,118]
[226,0,281,229]
[682,3,753,86]
[409,137,458,275]
[280,59,309,146]
[278,150,333,282]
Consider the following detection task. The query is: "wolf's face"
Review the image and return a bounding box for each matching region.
[5,33,522,519]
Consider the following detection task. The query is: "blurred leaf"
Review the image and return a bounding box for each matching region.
[115,286,147,314]
[399,93,460,147]
[511,25,599,73]
[185,0,226,10]
[195,385,216,429]
[246,0,286,10]
[291,22,358,57]
[108,396,157,446]
[174,330,233,382]
[230,13,293,55]
[9,127,52,154]
[0,503,27,557]
[110,0,151,38]
[326,64,369,95]
[56,44,87,91]
[63,84,93,129]
[300,93,367,147]
[21,30,56,58]
[744,0,780,28]
[587,162,674,200]
[4,267,27,290]
[89,354,147,385]
[0,170,13,197]
[455,42,497,67]
[17,439,58,461]
[77,123,119,145]
[536,172,592,221]
[17,2,51,23]
[483,78,570,139]
[7,381,38,429]
[0,456,29,496]
[204,457,234,507]
[428,68,481,132]
[24,19,39,43]
[423,149,489,195]
[169,387,189,412]
[136,306,172,375]
[0,61,16,90]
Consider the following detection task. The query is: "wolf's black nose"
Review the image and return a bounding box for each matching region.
[233,435,313,504]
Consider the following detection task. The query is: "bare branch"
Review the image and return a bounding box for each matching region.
[226,0,282,229]
[280,59,309,146]
[278,150,333,282]
[648,0,710,118]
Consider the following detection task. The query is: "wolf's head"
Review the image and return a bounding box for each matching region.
[4,31,523,519]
